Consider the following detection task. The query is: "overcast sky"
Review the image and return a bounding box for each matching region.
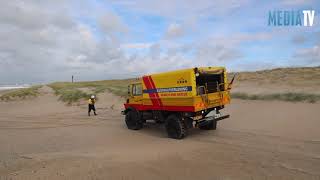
[0,0,319,84]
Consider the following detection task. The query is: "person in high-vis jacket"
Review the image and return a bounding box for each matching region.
[88,95,97,116]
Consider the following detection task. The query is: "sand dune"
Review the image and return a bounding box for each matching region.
[230,67,320,95]
[0,86,319,179]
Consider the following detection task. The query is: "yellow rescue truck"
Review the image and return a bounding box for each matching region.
[122,67,235,139]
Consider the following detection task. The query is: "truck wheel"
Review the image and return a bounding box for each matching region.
[125,110,143,130]
[165,114,187,139]
[199,120,217,130]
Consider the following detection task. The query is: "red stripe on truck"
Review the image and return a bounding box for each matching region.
[142,76,159,106]
[148,76,163,106]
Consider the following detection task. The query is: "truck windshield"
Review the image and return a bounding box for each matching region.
[196,72,225,93]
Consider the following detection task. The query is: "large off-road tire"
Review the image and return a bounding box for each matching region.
[199,120,217,130]
[125,110,143,130]
[165,114,187,139]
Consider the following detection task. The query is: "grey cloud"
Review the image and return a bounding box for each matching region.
[0,0,128,84]
[98,12,128,35]
[294,45,320,64]
[208,32,273,47]
[167,44,193,57]
[230,61,282,72]
[0,1,75,30]
[0,1,48,30]
[163,16,198,40]
[109,0,251,19]
[190,32,274,65]
[124,52,191,75]
[149,43,161,59]
[292,35,306,44]
[164,23,184,39]
[195,43,243,65]
[281,0,315,5]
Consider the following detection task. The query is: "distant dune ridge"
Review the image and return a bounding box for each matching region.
[228,66,320,103]
[1,66,320,103]
[229,66,320,95]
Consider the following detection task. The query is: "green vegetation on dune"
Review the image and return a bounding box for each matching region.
[228,67,320,87]
[48,67,320,104]
[48,79,133,104]
[56,89,89,104]
[231,92,320,103]
[0,85,42,101]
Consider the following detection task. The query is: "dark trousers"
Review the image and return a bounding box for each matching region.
[88,104,96,115]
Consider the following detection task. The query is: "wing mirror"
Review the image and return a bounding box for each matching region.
[128,85,133,97]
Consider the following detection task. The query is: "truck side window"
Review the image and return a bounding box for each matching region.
[133,84,142,96]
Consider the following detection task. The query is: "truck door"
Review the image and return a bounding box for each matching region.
[196,69,225,107]
[131,83,143,104]
[198,86,209,108]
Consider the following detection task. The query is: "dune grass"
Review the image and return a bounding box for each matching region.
[47,67,320,104]
[56,89,89,104]
[0,85,42,101]
[48,79,133,104]
[228,66,320,88]
[231,92,320,103]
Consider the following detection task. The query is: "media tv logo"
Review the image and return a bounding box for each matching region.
[268,10,316,26]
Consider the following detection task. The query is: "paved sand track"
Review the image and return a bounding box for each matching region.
[0,86,319,180]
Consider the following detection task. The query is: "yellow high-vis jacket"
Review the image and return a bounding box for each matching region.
[88,99,95,105]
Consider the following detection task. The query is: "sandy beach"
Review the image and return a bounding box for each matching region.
[0,86,319,180]
[1,0,319,179]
